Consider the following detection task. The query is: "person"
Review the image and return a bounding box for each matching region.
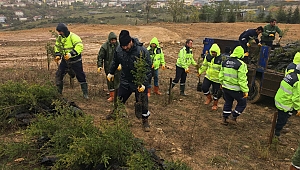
[261,19,283,47]
[169,39,197,96]
[239,26,263,60]
[219,46,249,125]
[106,30,152,132]
[290,142,300,170]
[285,52,300,75]
[273,64,300,145]
[198,43,223,110]
[97,32,121,102]
[54,23,89,99]
[147,37,166,96]
[221,46,231,60]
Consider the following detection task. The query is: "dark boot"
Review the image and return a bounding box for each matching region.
[180,84,187,96]
[80,83,89,99]
[221,117,229,126]
[142,118,150,132]
[229,116,237,125]
[57,84,63,94]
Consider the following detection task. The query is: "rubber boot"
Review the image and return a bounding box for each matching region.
[107,91,114,102]
[57,84,63,94]
[142,118,150,132]
[221,117,229,126]
[147,88,151,97]
[154,86,162,95]
[204,94,212,105]
[180,84,187,96]
[80,83,89,99]
[212,100,218,110]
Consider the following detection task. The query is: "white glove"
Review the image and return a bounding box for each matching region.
[107,73,114,81]
[117,64,122,71]
[138,85,145,92]
[64,53,72,60]
[97,67,102,73]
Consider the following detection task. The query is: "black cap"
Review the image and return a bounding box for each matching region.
[119,30,131,46]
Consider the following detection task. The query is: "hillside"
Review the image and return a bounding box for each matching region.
[0,22,300,169]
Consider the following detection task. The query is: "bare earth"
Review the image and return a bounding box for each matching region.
[0,22,300,169]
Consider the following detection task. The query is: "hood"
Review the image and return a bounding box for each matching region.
[230,46,244,59]
[293,52,300,64]
[149,37,160,48]
[209,43,221,56]
[56,23,70,37]
[108,32,117,41]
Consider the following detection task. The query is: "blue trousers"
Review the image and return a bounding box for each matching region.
[148,68,159,88]
[202,77,221,100]
[222,88,247,118]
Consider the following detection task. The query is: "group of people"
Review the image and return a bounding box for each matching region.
[53,21,300,169]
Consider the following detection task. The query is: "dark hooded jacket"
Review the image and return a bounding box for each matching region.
[109,38,152,91]
[97,32,119,74]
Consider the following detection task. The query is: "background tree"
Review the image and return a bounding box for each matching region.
[276,4,287,23]
[286,6,292,24]
[199,4,214,22]
[145,0,156,24]
[168,0,185,22]
[213,3,224,23]
[291,6,300,24]
[189,6,200,22]
[256,6,265,22]
[227,6,236,23]
[265,12,273,23]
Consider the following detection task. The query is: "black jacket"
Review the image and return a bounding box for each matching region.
[109,38,152,91]
[239,29,259,44]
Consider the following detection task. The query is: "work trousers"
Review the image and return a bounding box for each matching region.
[148,68,159,88]
[222,88,247,118]
[118,85,150,119]
[275,109,292,136]
[202,77,221,100]
[172,65,187,85]
[55,57,86,86]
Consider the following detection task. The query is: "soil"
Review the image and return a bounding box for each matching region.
[0,22,300,170]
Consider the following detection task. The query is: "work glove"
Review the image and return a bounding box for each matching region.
[278,37,282,41]
[107,73,114,81]
[247,43,251,47]
[54,56,61,64]
[185,68,190,73]
[161,65,166,70]
[64,53,72,60]
[258,43,262,47]
[244,52,249,57]
[152,64,154,68]
[97,67,102,73]
[137,85,145,92]
[269,34,274,37]
[296,110,300,117]
[197,73,201,77]
[243,92,248,98]
[117,64,122,71]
